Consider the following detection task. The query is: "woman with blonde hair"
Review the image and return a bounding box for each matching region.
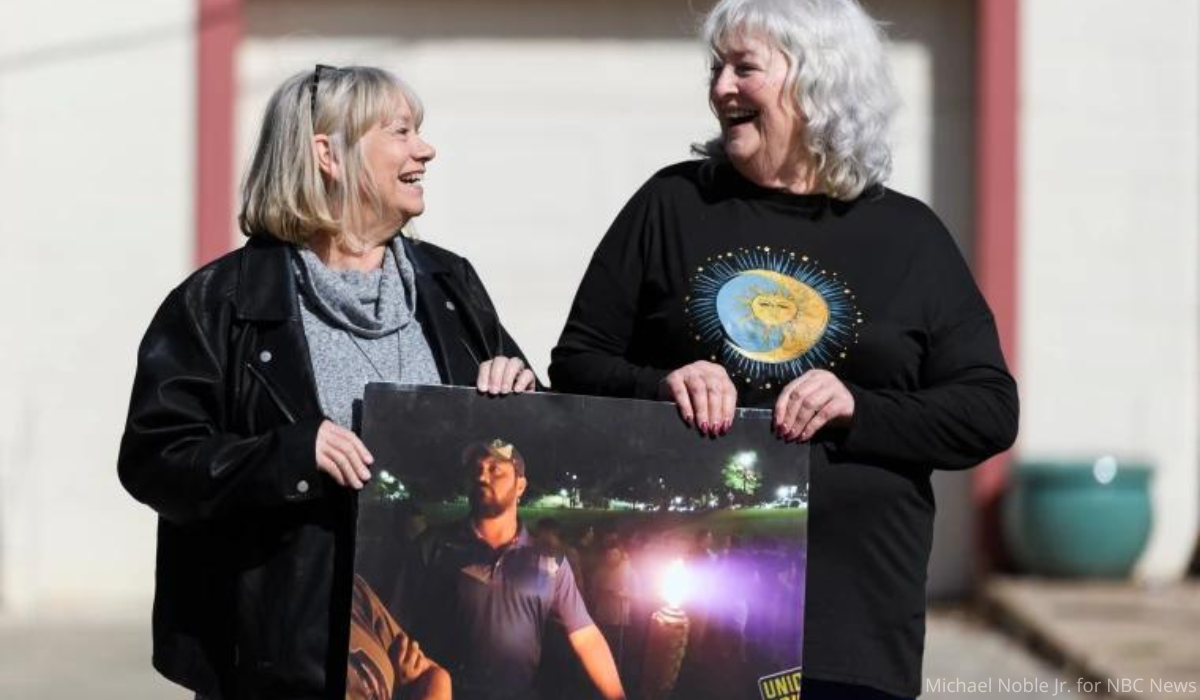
[120,64,531,699]
[551,1,1018,697]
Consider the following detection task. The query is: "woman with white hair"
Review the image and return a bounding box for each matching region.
[550,1,1018,697]
[119,65,534,699]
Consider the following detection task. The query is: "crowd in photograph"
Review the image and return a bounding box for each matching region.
[531,518,805,699]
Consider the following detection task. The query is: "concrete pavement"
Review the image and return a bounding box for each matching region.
[923,609,1080,699]
[984,577,1200,700]
[0,615,188,700]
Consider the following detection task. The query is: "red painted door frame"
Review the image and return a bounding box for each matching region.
[195,0,242,267]
[974,0,1020,568]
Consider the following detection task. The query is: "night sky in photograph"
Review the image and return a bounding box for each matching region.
[361,384,809,504]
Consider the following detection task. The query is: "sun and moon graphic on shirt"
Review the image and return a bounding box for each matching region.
[686,246,862,388]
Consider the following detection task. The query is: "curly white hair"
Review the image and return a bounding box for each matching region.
[696,0,899,200]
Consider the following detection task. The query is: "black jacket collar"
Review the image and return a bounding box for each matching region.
[401,235,452,276]
[233,235,452,322]
[235,236,299,322]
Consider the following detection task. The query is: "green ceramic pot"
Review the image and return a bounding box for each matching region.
[1003,457,1153,577]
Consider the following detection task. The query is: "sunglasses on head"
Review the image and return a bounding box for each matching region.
[309,64,342,126]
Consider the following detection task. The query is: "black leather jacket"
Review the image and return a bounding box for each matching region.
[118,235,530,699]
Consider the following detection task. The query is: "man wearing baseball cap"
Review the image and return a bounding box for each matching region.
[400,438,625,700]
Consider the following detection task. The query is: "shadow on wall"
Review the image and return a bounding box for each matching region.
[869,0,979,600]
[248,0,974,252]
[248,0,975,252]
[876,0,976,262]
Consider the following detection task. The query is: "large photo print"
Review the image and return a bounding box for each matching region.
[351,385,808,700]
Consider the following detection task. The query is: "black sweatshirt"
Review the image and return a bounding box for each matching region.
[550,160,1018,697]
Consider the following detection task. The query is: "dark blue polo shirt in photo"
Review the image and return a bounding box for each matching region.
[405,519,594,700]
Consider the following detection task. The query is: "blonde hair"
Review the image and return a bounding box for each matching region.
[239,65,425,245]
[695,0,898,200]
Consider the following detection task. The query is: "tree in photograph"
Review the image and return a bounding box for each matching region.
[722,451,760,504]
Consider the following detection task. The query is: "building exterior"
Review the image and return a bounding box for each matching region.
[0,0,1195,615]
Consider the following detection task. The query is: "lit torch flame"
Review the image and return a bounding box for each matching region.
[660,558,689,611]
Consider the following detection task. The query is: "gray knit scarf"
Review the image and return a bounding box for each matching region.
[294,237,442,428]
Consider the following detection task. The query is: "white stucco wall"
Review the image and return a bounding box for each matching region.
[0,0,195,614]
[1019,0,1200,580]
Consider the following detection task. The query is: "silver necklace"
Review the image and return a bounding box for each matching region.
[343,331,400,382]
